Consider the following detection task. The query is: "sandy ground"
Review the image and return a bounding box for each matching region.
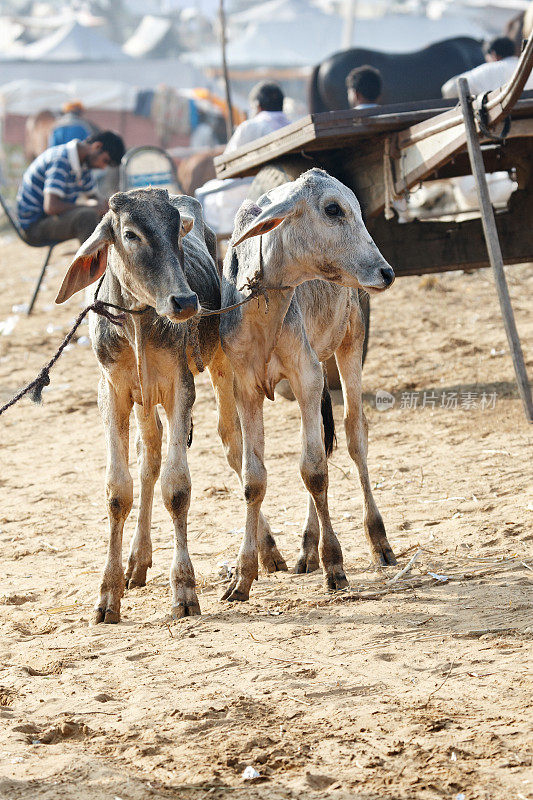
[0,235,532,800]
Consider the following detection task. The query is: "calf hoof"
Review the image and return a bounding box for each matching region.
[324,568,349,592]
[171,582,200,619]
[222,584,250,602]
[171,601,201,619]
[94,607,121,624]
[373,542,397,567]
[294,553,320,574]
[367,517,397,566]
[221,571,254,602]
[259,544,288,574]
[125,557,151,588]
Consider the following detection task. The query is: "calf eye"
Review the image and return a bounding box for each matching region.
[124,230,140,241]
[324,202,343,218]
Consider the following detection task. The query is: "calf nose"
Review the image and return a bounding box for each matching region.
[168,293,199,320]
[380,266,395,287]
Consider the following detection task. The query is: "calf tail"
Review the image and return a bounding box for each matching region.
[321,368,336,458]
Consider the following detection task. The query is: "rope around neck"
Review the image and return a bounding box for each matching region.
[0,271,292,417]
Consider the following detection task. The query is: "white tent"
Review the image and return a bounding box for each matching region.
[189,12,343,67]
[190,5,490,67]
[0,78,138,115]
[0,58,213,94]
[229,0,317,25]
[123,16,176,58]
[13,21,129,62]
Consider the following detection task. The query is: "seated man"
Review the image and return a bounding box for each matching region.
[17,131,125,247]
[224,81,290,153]
[441,36,533,98]
[346,65,382,109]
[49,100,98,148]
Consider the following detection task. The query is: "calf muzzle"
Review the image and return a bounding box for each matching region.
[380,266,395,287]
[159,293,199,322]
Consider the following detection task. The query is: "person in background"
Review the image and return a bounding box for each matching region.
[49,100,98,148]
[346,65,382,109]
[441,36,533,98]
[17,131,125,247]
[224,81,290,153]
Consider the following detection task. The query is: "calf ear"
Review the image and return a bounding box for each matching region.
[55,216,113,304]
[233,195,302,246]
[179,215,194,238]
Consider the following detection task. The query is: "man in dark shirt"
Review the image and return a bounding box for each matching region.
[346,66,382,109]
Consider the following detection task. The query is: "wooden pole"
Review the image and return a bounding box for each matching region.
[458,76,533,423]
[342,0,356,50]
[219,0,235,142]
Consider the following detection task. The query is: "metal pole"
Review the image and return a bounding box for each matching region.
[219,0,235,141]
[27,246,54,315]
[457,77,533,422]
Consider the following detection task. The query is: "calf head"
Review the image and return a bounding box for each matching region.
[234,168,394,293]
[55,188,199,322]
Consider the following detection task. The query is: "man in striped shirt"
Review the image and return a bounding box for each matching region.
[17,131,125,247]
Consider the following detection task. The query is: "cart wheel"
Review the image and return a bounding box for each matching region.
[248,158,312,202]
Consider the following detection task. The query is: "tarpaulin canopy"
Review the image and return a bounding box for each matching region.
[123,16,175,59]
[190,3,490,67]
[12,21,129,62]
[0,78,137,114]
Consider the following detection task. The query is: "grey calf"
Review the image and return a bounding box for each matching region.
[220,168,396,601]
[55,187,245,622]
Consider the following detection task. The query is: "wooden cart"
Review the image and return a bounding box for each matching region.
[215,40,533,421]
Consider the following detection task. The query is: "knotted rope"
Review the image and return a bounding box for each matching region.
[477,92,511,143]
[0,249,292,417]
[383,136,407,221]
[0,297,134,415]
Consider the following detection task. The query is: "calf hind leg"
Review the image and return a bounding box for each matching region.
[290,358,348,591]
[335,311,396,566]
[208,346,287,574]
[96,378,133,623]
[125,405,163,588]
[162,369,201,618]
[221,384,265,601]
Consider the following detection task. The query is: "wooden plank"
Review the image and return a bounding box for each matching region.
[215,99,461,179]
[458,77,533,422]
[215,90,533,180]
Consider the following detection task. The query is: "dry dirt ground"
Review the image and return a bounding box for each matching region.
[0,236,531,800]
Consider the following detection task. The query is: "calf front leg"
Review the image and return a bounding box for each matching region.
[125,405,163,588]
[208,346,287,574]
[162,367,200,618]
[95,378,133,624]
[334,308,396,566]
[290,358,348,591]
[222,381,266,601]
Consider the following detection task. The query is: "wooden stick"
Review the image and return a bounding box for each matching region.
[219,0,234,141]
[388,548,422,583]
[420,660,455,708]
[458,77,533,423]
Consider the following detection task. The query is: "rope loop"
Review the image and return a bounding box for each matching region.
[0,268,292,417]
[477,92,511,143]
